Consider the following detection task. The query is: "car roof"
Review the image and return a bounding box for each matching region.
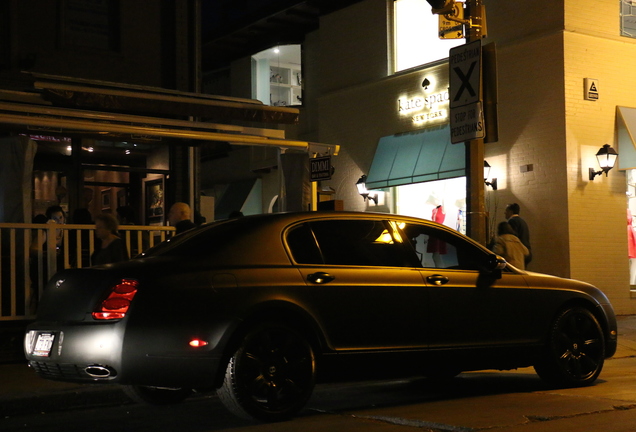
[140,211,486,267]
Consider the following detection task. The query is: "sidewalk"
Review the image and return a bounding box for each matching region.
[2,315,636,417]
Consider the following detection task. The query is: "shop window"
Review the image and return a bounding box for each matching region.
[621,0,636,38]
[627,170,636,290]
[252,45,302,106]
[395,176,467,235]
[393,0,463,72]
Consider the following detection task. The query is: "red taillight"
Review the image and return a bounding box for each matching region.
[189,339,209,348]
[93,279,139,320]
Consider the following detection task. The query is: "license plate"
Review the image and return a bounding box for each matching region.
[33,333,55,357]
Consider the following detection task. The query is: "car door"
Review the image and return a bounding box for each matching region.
[397,222,541,350]
[287,218,430,351]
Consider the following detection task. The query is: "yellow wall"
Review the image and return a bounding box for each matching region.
[560,0,636,312]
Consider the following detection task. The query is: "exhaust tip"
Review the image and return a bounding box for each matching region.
[85,365,116,379]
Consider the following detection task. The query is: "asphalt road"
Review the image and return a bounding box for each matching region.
[3,356,636,432]
[3,315,636,431]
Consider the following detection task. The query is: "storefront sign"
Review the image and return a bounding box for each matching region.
[450,101,484,143]
[397,76,450,124]
[310,156,332,181]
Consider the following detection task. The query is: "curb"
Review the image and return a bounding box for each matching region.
[1,386,131,417]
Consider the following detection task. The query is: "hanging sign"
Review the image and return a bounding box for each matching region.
[310,156,332,181]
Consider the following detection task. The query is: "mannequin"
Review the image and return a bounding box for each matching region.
[428,205,447,267]
[629,210,636,284]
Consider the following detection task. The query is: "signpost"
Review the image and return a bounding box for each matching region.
[439,3,464,39]
[449,40,481,108]
[449,39,484,144]
[437,0,488,246]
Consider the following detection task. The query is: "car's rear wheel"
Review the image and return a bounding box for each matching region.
[534,306,605,387]
[217,322,316,422]
[123,385,192,405]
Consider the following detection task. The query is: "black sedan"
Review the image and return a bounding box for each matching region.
[24,211,617,422]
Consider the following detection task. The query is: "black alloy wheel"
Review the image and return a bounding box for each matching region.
[217,322,316,422]
[534,306,605,387]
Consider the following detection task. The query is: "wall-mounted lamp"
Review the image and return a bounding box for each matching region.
[356,175,378,204]
[589,144,618,181]
[484,161,498,190]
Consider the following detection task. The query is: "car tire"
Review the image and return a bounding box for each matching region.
[533,306,605,387]
[217,322,316,422]
[123,385,192,405]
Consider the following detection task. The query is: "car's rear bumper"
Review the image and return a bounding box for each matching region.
[25,322,126,382]
[24,323,223,389]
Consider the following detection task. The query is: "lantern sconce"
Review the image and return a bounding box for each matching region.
[356,175,378,204]
[589,144,618,181]
[484,161,498,190]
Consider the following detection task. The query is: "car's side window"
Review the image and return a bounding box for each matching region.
[297,219,419,267]
[287,223,323,264]
[398,222,484,270]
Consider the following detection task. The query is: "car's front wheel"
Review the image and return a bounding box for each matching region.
[217,322,316,422]
[534,306,605,387]
[123,385,192,405]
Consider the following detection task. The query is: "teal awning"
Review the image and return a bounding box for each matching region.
[618,107,636,170]
[365,124,465,189]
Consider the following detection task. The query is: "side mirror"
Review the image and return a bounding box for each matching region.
[477,254,506,287]
[488,254,507,271]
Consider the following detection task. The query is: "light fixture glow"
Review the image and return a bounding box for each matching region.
[356,175,378,205]
[484,161,497,190]
[589,144,618,180]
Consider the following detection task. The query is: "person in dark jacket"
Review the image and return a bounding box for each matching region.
[91,213,129,266]
[168,202,195,234]
[505,202,532,266]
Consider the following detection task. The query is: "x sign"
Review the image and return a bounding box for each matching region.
[449,40,481,108]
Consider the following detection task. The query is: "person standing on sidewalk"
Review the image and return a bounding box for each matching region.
[505,202,532,266]
[492,221,530,269]
[168,202,195,235]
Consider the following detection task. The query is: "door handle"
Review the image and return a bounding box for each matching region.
[426,274,449,286]
[307,272,335,284]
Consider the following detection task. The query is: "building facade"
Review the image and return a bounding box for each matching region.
[211,0,636,314]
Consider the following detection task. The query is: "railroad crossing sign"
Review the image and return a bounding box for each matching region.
[449,39,481,108]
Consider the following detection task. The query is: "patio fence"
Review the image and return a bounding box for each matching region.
[0,223,175,321]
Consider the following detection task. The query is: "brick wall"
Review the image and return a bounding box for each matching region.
[563,28,636,313]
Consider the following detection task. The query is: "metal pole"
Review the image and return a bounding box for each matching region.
[465,0,487,245]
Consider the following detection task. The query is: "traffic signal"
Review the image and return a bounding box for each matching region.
[426,0,455,14]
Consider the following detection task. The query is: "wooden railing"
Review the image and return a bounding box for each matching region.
[0,223,175,321]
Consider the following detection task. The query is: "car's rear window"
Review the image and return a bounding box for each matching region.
[138,220,246,257]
